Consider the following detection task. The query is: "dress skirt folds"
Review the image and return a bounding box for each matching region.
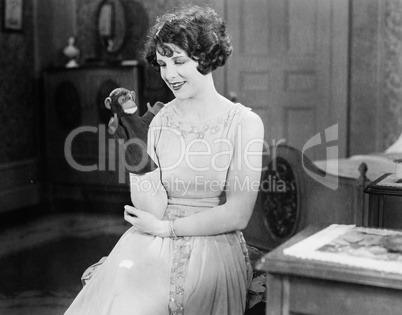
[65,103,253,314]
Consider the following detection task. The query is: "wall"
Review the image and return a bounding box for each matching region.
[0,0,41,212]
[35,0,76,71]
[350,0,402,154]
[382,0,402,148]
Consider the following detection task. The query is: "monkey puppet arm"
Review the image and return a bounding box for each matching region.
[127,102,167,218]
[108,102,164,174]
[105,88,167,215]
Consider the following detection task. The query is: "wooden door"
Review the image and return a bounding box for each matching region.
[226,0,349,159]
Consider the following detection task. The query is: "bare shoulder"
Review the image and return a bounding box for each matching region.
[240,109,264,133]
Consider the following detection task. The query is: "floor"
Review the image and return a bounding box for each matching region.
[0,213,130,315]
[0,211,265,315]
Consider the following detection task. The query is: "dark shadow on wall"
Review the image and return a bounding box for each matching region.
[120,0,150,60]
[121,0,174,108]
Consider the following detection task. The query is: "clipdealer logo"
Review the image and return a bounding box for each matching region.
[63,123,339,190]
[302,124,339,190]
[63,124,266,185]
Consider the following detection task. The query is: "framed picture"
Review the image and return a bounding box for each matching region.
[2,0,24,32]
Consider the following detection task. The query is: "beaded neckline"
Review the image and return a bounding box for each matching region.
[161,103,242,139]
[169,102,234,124]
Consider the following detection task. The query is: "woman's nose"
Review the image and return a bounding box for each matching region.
[164,65,177,81]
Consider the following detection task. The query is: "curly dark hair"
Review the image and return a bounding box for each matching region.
[143,5,233,75]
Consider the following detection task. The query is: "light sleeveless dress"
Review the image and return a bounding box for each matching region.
[65,102,253,315]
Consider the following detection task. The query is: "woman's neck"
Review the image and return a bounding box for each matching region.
[173,77,231,122]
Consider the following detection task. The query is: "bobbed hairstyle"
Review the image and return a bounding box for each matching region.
[143,5,233,75]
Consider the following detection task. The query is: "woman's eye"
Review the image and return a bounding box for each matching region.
[175,60,185,65]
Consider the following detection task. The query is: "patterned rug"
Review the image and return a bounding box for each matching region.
[0,214,129,315]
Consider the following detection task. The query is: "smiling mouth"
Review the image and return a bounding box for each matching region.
[170,82,185,91]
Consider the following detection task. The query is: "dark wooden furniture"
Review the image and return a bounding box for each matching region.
[44,65,142,212]
[257,225,402,315]
[364,173,402,229]
[244,144,369,251]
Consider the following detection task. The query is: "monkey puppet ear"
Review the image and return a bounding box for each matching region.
[104,97,112,110]
[130,90,136,101]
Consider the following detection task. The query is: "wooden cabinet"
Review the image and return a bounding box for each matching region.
[44,66,142,212]
[364,173,402,229]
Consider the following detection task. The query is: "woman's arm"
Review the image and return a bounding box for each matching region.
[125,110,264,236]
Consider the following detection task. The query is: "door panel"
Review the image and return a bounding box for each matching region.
[226,0,349,159]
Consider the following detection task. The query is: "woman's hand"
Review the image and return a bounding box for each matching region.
[124,205,169,237]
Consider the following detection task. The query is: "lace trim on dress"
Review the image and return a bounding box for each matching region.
[163,209,251,315]
[164,209,192,315]
[160,103,242,139]
[236,230,251,266]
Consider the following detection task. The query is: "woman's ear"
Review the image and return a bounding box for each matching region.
[104,97,112,109]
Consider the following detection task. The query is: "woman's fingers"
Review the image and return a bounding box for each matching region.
[124,205,140,217]
[124,209,136,224]
[123,205,158,235]
[124,206,145,230]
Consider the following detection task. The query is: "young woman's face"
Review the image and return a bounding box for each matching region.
[156,44,207,100]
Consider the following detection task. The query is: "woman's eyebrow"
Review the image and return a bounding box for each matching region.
[172,55,186,60]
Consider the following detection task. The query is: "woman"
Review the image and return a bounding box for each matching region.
[65,5,264,315]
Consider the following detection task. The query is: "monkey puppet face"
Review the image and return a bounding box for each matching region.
[105,88,137,113]
[118,91,137,111]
